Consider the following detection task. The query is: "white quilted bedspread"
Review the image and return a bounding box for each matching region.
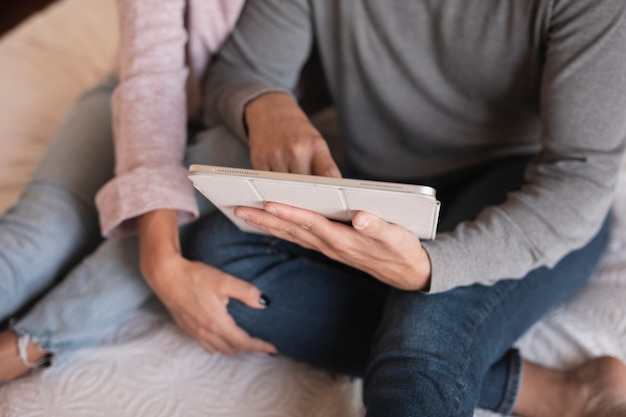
[0,0,625,416]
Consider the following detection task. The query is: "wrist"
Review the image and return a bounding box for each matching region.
[418,249,433,292]
[137,210,182,282]
[245,92,299,128]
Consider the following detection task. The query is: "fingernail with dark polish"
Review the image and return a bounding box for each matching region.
[259,294,271,306]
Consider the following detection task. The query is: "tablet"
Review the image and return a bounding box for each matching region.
[188,165,441,239]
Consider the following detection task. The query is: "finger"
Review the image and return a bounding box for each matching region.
[258,204,347,258]
[250,149,271,172]
[244,218,319,251]
[203,331,237,356]
[227,329,277,354]
[177,319,219,354]
[249,337,279,355]
[287,146,314,175]
[256,204,326,247]
[251,146,288,173]
[235,205,294,232]
[263,203,342,242]
[195,338,217,354]
[311,141,342,178]
[218,315,278,354]
[221,273,269,309]
[235,205,329,254]
[199,344,217,355]
[268,156,290,174]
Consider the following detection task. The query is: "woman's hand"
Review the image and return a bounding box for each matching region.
[234,203,432,291]
[143,255,276,355]
[245,92,341,178]
[137,210,277,356]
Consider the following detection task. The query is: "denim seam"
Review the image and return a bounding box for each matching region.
[454,280,525,415]
[496,350,521,415]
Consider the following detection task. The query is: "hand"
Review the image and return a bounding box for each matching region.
[143,255,277,356]
[137,210,277,356]
[245,92,341,177]
[234,203,432,291]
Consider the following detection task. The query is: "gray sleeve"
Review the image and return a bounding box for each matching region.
[422,0,626,293]
[202,0,313,140]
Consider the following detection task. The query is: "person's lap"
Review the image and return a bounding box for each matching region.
[0,93,610,414]
[185,210,388,376]
[364,214,610,416]
[187,153,611,416]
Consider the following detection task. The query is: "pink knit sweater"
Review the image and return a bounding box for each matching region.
[95,0,245,237]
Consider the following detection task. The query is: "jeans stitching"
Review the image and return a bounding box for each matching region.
[454,280,526,414]
[496,350,521,414]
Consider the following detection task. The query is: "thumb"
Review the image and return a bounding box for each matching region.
[223,275,270,310]
[352,211,387,238]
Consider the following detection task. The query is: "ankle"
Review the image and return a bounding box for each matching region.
[514,361,584,417]
[568,356,626,417]
[515,357,626,417]
[17,333,50,368]
[0,330,50,384]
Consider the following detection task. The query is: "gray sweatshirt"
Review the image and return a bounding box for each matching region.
[203,0,626,293]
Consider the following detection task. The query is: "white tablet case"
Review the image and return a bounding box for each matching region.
[188,165,441,239]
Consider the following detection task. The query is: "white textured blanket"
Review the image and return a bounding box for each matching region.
[0,1,624,416]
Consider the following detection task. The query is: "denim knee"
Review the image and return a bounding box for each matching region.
[364,290,472,417]
[186,214,384,376]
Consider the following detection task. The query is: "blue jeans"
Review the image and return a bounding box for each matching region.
[0,76,251,355]
[185,154,611,416]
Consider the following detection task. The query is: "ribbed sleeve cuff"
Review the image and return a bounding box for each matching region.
[96,164,198,238]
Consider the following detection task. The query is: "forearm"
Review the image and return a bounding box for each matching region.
[97,0,195,238]
[136,209,181,287]
[202,0,313,139]
[245,92,300,124]
[423,2,626,293]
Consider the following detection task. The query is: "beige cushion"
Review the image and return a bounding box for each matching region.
[0,0,118,214]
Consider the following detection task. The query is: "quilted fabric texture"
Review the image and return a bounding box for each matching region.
[0,1,624,416]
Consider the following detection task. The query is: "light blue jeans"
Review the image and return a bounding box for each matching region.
[0,76,251,354]
[185,154,611,416]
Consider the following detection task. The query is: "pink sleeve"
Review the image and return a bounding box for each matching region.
[95,0,244,238]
